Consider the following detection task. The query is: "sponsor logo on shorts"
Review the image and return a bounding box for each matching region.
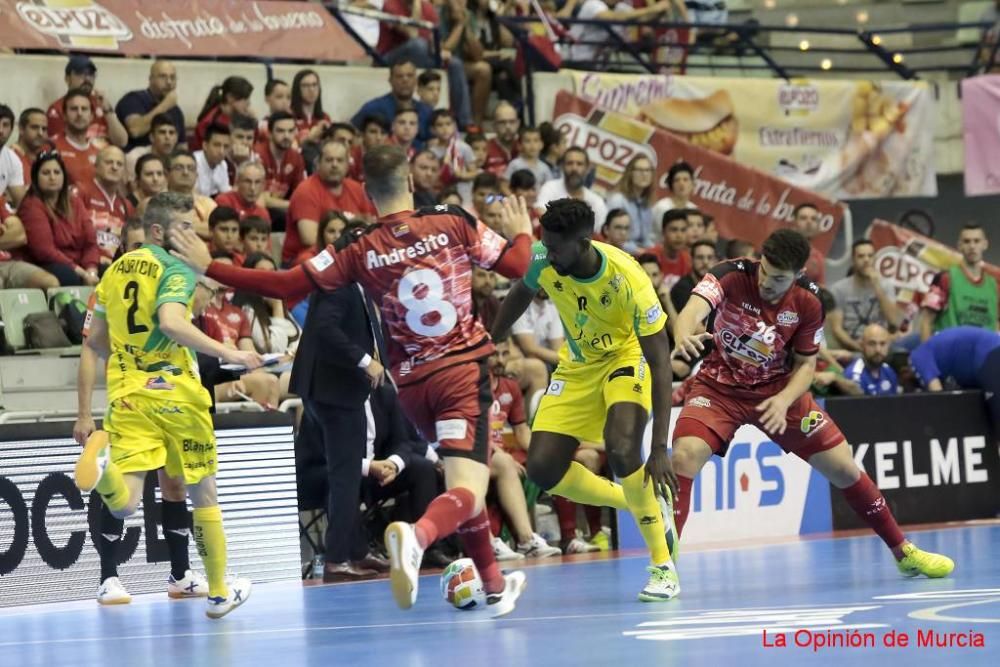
[632,383,643,393]
[645,303,662,324]
[800,410,827,436]
[638,515,659,525]
[399,360,412,376]
[776,310,799,326]
[688,396,711,409]
[546,380,565,396]
[498,392,513,406]
[183,440,215,453]
[145,376,174,391]
[813,328,825,345]
[154,405,183,414]
[435,418,467,442]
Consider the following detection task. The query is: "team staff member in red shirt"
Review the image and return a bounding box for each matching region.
[215,162,271,226]
[76,146,134,266]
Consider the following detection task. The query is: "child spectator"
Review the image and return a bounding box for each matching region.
[503,127,553,187]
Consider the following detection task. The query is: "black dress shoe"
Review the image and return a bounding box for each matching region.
[323,561,378,583]
[352,551,390,573]
[421,547,453,570]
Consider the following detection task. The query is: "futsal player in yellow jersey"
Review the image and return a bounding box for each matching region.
[74,192,263,619]
[492,199,681,601]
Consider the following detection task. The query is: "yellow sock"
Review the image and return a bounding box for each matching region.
[96,462,129,512]
[550,462,628,510]
[193,506,228,598]
[621,468,671,566]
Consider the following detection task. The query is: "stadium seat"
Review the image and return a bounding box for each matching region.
[47,286,95,308]
[0,288,49,350]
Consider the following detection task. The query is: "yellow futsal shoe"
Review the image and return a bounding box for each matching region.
[75,430,110,493]
[896,543,954,578]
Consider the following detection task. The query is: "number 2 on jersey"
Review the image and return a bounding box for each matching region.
[123,281,149,335]
[397,268,457,337]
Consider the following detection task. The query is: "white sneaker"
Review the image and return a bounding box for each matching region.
[206,576,252,619]
[486,570,527,618]
[168,570,209,598]
[638,562,680,602]
[97,576,131,605]
[517,533,561,559]
[75,430,110,493]
[385,521,425,610]
[564,537,600,554]
[492,536,526,562]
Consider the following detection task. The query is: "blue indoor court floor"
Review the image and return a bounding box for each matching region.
[1,522,998,667]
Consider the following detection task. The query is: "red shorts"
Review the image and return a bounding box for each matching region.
[397,360,493,464]
[673,374,845,461]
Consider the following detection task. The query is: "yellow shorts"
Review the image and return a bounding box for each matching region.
[531,345,652,444]
[103,395,217,485]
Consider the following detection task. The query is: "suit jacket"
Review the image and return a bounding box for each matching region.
[290,284,380,409]
[367,383,424,472]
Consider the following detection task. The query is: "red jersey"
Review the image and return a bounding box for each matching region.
[76,179,134,261]
[691,259,824,390]
[214,191,272,226]
[483,138,518,177]
[191,107,229,152]
[377,0,438,54]
[52,135,102,187]
[11,145,41,187]
[200,300,252,347]
[645,245,692,289]
[804,245,825,285]
[348,143,365,182]
[294,112,331,144]
[255,143,305,200]
[284,174,375,264]
[47,94,108,142]
[489,375,526,447]
[303,205,512,385]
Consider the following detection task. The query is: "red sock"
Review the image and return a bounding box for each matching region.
[841,473,906,550]
[414,488,477,549]
[487,503,503,537]
[585,505,603,537]
[553,497,577,541]
[674,475,694,537]
[457,510,505,594]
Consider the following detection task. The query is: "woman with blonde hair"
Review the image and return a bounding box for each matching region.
[605,154,657,253]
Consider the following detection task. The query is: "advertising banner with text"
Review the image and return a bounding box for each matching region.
[564,71,937,199]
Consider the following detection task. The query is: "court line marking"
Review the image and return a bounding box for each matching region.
[908,597,1000,624]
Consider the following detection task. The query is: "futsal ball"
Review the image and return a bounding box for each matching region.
[440,558,487,610]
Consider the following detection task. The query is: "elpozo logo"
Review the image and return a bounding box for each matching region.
[17,0,133,50]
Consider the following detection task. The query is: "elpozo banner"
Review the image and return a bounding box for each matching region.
[566,71,937,200]
[0,0,365,62]
[960,74,1000,196]
[553,91,843,254]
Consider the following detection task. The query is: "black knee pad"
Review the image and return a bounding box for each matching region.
[526,447,572,491]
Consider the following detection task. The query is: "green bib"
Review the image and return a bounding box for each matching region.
[934,264,998,332]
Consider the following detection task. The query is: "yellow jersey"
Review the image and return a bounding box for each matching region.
[522,240,667,365]
[93,244,211,407]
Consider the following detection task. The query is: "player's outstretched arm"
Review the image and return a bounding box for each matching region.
[158,302,266,370]
[638,327,678,501]
[491,279,539,342]
[74,316,110,446]
[672,296,714,362]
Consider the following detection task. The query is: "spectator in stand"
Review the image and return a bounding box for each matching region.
[567,0,675,62]
[669,239,717,317]
[12,108,49,188]
[503,126,552,188]
[725,237,755,260]
[438,0,503,127]
[439,187,463,208]
[77,146,134,267]
[129,154,167,211]
[294,210,348,268]
[511,289,563,367]
[257,79,292,141]
[637,252,672,316]
[428,110,476,191]
[471,265,500,328]
[51,90,103,186]
[417,70,442,108]
[290,69,332,148]
[484,102,520,176]
[828,239,902,353]
[47,55,127,148]
[17,151,98,286]
[256,111,306,218]
[208,206,243,262]
[240,216,272,258]
[536,147,607,228]
[645,209,691,290]
[509,169,541,236]
[650,160,696,227]
[0,105,27,206]
[0,200,59,289]
[911,325,1000,427]
[793,202,826,285]
[191,76,253,151]
[283,139,375,265]
[348,115,389,182]
[468,0,520,110]
[463,132,489,203]
[684,208,707,246]
[194,124,232,197]
[920,224,998,341]
[481,196,506,233]
[226,113,258,185]
[166,151,215,238]
[124,113,177,186]
[411,150,441,207]
[216,162,271,225]
[539,121,567,178]
[116,60,183,152]
[605,155,655,251]
[353,60,433,145]
[843,324,900,396]
[601,209,632,252]
[471,171,501,218]
[116,218,146,258]
[389,108,421,159]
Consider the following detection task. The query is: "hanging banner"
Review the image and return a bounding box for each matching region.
[0,0,365,62]
[552,91,844,253]
[563,71,937,199]
[961,74,1000,196]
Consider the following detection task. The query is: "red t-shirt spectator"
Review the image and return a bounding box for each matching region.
[200,300,252,347]
[11,145,44,187]
[294,113,332,145]
[377,0,438,54]
[804,245,826,286]
[484,138,519,177]
[348,143,365,182]
[214,191,272,226]
[47,94,108,143]
[52,135,102,187]
[283,175,375,264]
[490,375,526,448]
[255,143,306,201]
[645,245,692,290]
[191,107,230,152]
[76,179,134,262]
[16,193,99,270]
